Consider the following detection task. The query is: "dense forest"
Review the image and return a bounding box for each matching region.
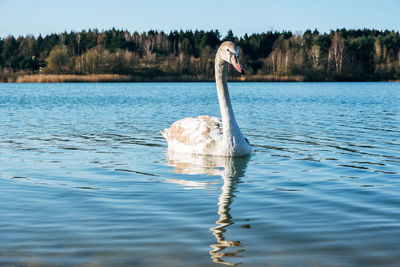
[1,28,400,82]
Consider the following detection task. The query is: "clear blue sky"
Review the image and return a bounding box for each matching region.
[1,0,399,38]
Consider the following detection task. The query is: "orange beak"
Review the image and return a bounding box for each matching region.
[231,54,245,75]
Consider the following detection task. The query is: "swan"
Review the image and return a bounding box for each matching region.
[162,41,251,157]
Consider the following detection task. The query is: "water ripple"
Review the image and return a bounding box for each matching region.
[1,82,399,266]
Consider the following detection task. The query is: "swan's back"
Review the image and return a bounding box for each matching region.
[162,116,223,155]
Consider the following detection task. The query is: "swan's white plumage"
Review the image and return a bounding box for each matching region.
[162,41,251,157]
[162,116,223,155]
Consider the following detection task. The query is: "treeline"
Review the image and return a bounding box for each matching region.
[1,28,400,82]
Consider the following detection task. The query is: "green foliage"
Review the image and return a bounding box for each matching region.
[314,34,331,53]
[46,45,72,73]
[1,28,400,81]
[223,30,235,42]
[2,36,19,68]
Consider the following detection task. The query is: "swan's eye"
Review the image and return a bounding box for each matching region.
[227,49,229,51]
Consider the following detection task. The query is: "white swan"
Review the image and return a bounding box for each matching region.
[162,41,251,157]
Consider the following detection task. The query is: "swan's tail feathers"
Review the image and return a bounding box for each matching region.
[161,129,168,140]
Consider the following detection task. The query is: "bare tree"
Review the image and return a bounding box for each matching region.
[311,45,320,69]
[330,32,346,73]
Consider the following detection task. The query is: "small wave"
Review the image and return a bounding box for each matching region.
[115,168,159,177]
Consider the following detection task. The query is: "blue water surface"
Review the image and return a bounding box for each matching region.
[0,82,399,266]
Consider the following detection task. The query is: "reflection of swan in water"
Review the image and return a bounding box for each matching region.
[166,151,250,266]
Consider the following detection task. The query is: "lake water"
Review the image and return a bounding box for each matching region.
[0,82,399,266]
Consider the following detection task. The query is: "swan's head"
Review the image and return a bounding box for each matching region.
[217,41,245,75]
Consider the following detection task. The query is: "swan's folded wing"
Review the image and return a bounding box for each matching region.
[165,116,223,148]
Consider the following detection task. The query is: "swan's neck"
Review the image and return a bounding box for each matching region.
[215,57,244,149]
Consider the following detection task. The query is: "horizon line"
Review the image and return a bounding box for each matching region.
[1,27,400,39]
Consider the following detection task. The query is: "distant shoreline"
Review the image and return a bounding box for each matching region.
[2,29,400,83]
[1,74,398,83]
[1,74,306,83]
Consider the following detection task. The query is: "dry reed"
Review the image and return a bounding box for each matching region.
[230,74,306,82]
[15,74,134,83]
[3,73,306,83]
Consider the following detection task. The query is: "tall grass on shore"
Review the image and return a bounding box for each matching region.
[14,74,134,83]
[237,75,305,82]
[3,74,305,83]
